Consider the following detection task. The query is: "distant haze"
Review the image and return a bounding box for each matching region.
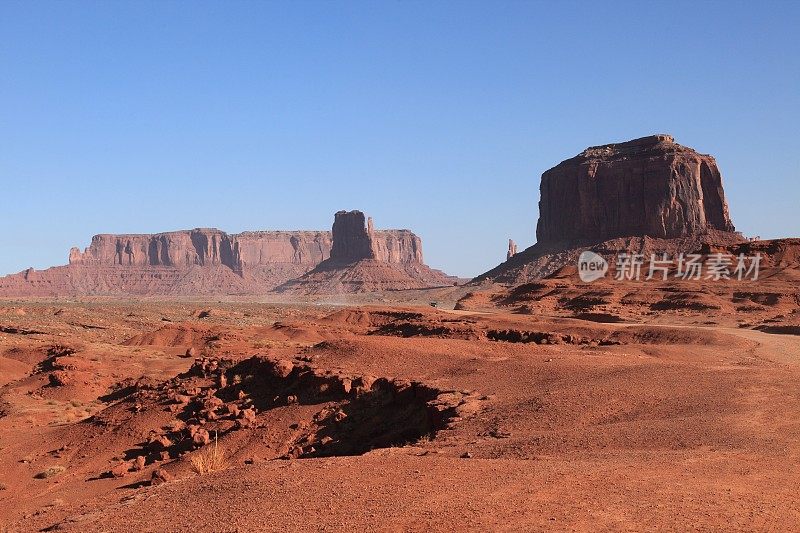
[1,1,798,278]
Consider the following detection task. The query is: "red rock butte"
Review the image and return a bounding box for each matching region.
[477,134,746,284]
[536,134,735,246]
[276,210,457,293]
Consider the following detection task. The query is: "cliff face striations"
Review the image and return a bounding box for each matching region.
[328,211,423,265]
[329,211,376,263]
[477,135,743,284]
[536,135,735,246]
[68,229,332,272]
[0,212,450,296]
[277,210,455,294]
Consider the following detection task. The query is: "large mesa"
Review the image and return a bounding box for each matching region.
[477,134,743,284]
[536,134,735,246]
[0,212,451,296]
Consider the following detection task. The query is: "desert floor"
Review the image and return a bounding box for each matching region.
[0,296,798,532]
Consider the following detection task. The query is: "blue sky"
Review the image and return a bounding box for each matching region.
[1,1,798,277]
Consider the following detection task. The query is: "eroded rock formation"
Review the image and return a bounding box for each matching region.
[536,135,735,246]
[328,210,424,265]
[507,240,517,260]
[0,212,450,296]
[68,229,331,271]
[329,211,375,262]
[477,134,744,284]
[277,211,456,294]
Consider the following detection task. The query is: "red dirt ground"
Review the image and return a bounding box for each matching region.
[0,296,799,531]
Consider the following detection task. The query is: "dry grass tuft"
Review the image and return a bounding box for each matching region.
[190,433,227,474]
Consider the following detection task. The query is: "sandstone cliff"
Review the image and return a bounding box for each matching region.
[329,211,375,262]
[0,213,449,296]
[68,229,331,271]
[477,135,743,284]
[536,135,735,246]
[277,211,456,294]
[66,222,423,273]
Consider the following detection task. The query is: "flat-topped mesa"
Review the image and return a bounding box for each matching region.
[329,210,423,264]
[536,134,736,247]
[372,229,423,264]
[69,229,241,270]
[232,231,331,267]
[1,211,444,296]
[584,134,674,153]
[68,229,333,272]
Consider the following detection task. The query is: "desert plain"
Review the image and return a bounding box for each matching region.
[1,274,800,532]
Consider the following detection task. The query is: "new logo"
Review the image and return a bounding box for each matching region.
[578,251,608,282]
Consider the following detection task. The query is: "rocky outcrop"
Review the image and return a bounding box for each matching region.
[477,135,744,284]
[507,240,517,260]
[372,230,424,264]
[68,229,332,272]
[329,211,375,262]
[536,135,735,246]
[277,211,456,294]
[0,212,452,296]
[65,219,423,273]
[328,210,424,265]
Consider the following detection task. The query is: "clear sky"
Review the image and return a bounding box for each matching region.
[1,1,798,278]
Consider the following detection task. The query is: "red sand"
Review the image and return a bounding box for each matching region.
[1,294,799,531]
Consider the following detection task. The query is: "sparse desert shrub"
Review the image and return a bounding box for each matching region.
[252,340,274,349]
[34,466,65,479]
[190,434,227,474]
[0,483,8,490]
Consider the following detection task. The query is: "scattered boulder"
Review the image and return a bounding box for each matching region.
[48,371,73,387]
[133,456,146,471]
[271,359,295,378]
[192,428,210,447]
[236,407,257,429]
[151,468,172,485]
[202,396,223,411]
[174,394,191,405]
[110,462,130,478]
[147,435,173,452]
